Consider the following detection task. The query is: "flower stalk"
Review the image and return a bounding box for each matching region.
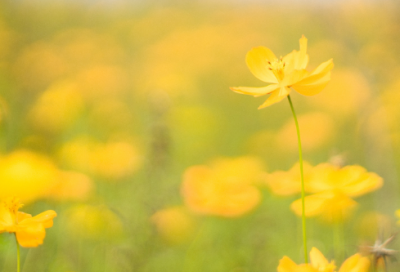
[287,95,308,263]
[15,234,20,272]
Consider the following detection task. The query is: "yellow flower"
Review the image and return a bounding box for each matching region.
[278,247,336,272]
[231,36,333,108]
[151,206,197,244]
[0,197,57,247]
[58,137,142,180]
[265,161,313,196]
[306,164,383,197]
[46,170,93,201]
[338,253,370,272]
[290,163,383,223]
[0,150,60,203]
[65,204,124,241]
[291,190,358,223]
[181,157,264,217]
[277,248,370,272]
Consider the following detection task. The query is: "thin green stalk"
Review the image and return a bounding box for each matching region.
[287,95,308,263]
[15,234,20,272]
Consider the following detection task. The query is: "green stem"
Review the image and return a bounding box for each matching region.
[287,95,308,263]
[15,234,20,272]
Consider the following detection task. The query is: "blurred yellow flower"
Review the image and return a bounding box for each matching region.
[151,206,197,244]
[46,171,93,201]
[291,190,358,223]
[65,204,124,241]
[265,161,313,196]
[291,163,383,223]
[278,247,335,272]
[59,137,142,180]
[394,209,400,225]
[0,150,59,203]
[181,157,264,217]
[231,36,333,108]
[0,197,57,247]
[306,164,383,197]
[12,41,67,91]
[29,80,85,133]
[356,212,392,240]
[76,64,128,100]
[337,253,370,272]
[278,247,369,272]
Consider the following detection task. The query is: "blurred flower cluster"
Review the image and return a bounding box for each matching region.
[266,161,383,223]
[0,0,399,271]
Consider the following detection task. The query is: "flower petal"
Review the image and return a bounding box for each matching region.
[16,223,46,247]
[338,166,383,197]
[246,47,279,83]
[258,88,289,109]
[282,36,309,73]
[230,84,279,97]
[17,212,32,222]
[19,210,57,229]
[277,256,298,272]
[291,193,327,218]
[283,69,309,86]
[295,59,334,85]
[283,50,296,72]
[0,205,14,230]
[338,253,370,272]
[295,35,309,70]
[292,72,331,96]
[291,191,358,223]
[310,247,335,271]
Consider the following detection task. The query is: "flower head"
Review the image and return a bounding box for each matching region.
[278,247,335,272]
[0,197,57,247]
[151,206,197,244]
[277,247,370,272]
[181,157,264,217]
[265,161,313,196]
[0,150,60,203]
[231,36,333,108]
[289,163,383,223]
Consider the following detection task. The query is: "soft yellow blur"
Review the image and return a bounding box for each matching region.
[181,157,264,217]
[59,137,142,180]
[291,190,358,223]
[46,171,93,201]
[65,204,124,241]
[356,212,392,240]
[29,80,84,133]
[151,206,197,244]
[290,163,382,223]
[307,69,371,118]
[276,112,335,153]
[0,150,59,203]
[277,247,370,272]
[265,161,313,196]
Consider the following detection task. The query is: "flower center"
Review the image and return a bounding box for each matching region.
[267,57,286,81]
[1,197,23,225]
[3,197,22,215]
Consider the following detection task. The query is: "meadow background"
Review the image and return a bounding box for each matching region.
[0,0,400,271]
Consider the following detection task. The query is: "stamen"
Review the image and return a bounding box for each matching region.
[2,197,23,215]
